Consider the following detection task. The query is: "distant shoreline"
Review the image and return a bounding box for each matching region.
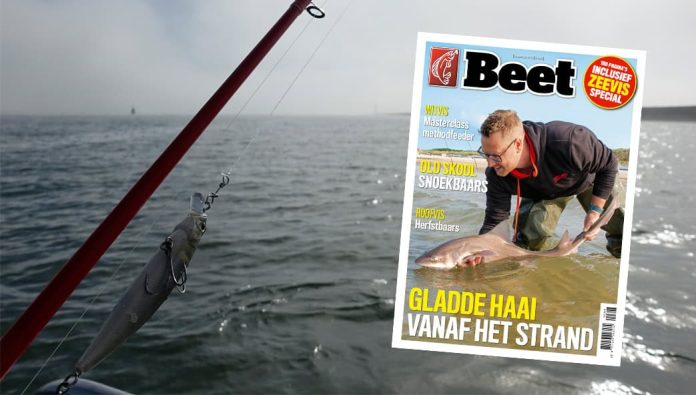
[389,106,696,122]
[416,154,629,182]
[2,106,693,121]
[641,106,696,122]
[419,148,630,167]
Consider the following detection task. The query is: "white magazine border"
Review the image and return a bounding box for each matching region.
[391,33,646,366]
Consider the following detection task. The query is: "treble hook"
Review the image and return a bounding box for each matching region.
[161,237,187,293]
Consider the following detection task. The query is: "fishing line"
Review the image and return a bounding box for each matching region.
[19,218,161,395]
[209,0,354,203]
[269,0,352,116]
[213,0,327,167]
[19,1,341,391]
[18,109,157,395]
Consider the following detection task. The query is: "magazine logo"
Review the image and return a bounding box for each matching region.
[461,50,577,97]
[429,47,459,87]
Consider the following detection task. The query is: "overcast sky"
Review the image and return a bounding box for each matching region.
[1,0,694,115]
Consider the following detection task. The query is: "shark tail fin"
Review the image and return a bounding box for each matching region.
[556,230,578,255]
[571,197,620,245]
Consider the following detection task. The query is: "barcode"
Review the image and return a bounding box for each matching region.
[597,303,619,359]
[600,323,615,350]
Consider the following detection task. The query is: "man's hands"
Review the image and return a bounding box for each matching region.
[584,195,607,241]
[583,210,601,240]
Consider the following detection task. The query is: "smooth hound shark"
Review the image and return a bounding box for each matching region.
[415,198,618,269]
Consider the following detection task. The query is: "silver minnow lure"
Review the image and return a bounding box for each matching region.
[75,193,207,374]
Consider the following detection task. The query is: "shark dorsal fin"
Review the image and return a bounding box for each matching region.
[489,219,512,241]
[557,230,572,249]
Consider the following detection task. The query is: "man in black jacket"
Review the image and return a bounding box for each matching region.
[477,109,623,258]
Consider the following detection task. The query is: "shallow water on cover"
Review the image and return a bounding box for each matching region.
[1,116,694,394]
[405,162,623,355]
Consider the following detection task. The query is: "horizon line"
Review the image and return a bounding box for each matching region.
[1,105,694,118]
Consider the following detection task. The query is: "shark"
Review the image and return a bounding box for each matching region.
[415,198,619,269]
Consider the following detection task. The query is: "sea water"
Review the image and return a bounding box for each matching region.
[0,115,694,394]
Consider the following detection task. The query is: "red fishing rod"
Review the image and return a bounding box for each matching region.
[0,0,324,379]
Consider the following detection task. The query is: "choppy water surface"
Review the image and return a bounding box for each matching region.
[0,116,694,394]
[405,162,623,354]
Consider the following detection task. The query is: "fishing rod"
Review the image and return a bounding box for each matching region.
[0,0,325,379]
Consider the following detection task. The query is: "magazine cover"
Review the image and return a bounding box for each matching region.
[392,34,646,366]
